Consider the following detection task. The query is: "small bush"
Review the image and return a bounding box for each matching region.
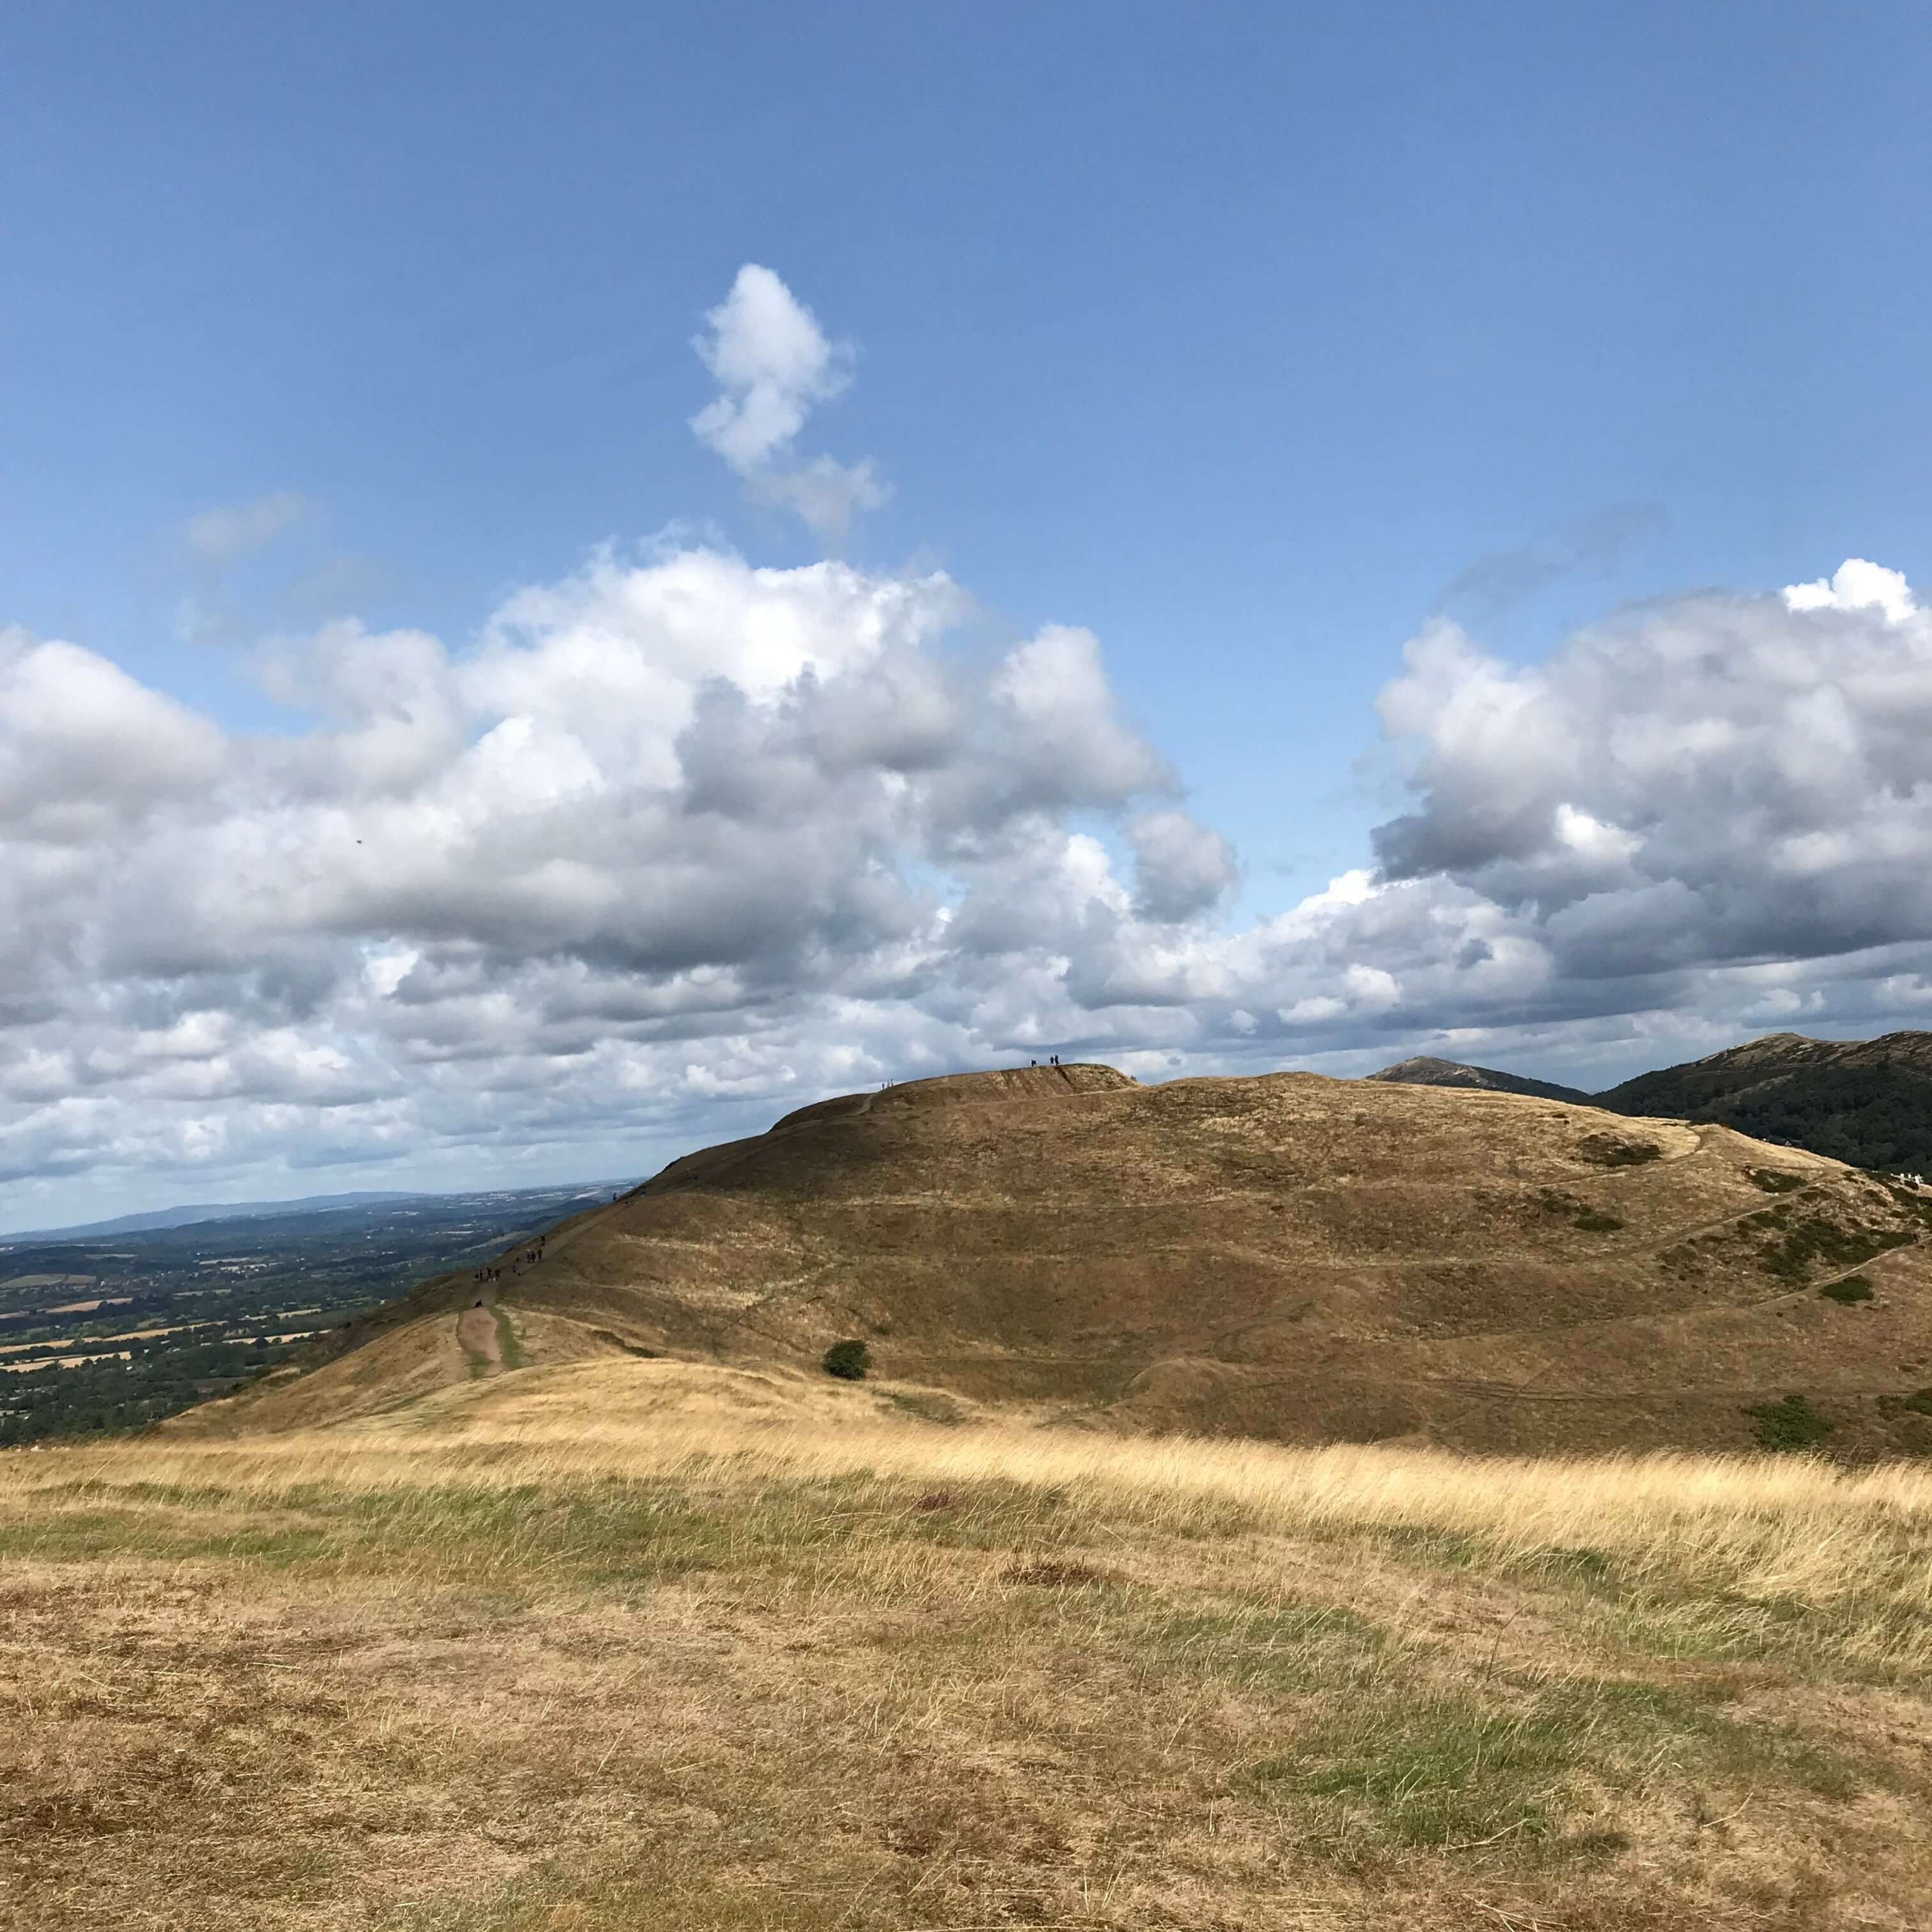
[1818,1275,1875,1305]
[1747,1167,1811,1195]
[820,1339,871,1381]
[1901,1388,1932,1417]
[1746,1394,1835,1453]
[1571,1209,1625,1233]
[1577,1134,1662,1168]
[1757,1218,1911,1284]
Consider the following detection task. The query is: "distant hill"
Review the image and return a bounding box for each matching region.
[6,1191,421,1244]
[193,1063,1932,1460]
[1596,1032,1932,1172]
[3,1181,654,1248]
[1365,1055,1591,1104]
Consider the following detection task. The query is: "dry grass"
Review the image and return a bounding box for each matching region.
[6,1395,1931,1930]
[255,1067,1932,1459]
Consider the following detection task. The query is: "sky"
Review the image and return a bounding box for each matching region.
[5,2,1932,1230]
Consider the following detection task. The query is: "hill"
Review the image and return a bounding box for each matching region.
[1365,1054,1591,1104]
[196,1063,1932,1459]
[2,1190,420,1242]
[1596,1030,1932,1171]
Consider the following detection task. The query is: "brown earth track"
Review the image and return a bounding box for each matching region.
[455,1302,502,1370]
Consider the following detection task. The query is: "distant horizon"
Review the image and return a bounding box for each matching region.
[0,1176,645,1245]
[11,1020,1930,1240]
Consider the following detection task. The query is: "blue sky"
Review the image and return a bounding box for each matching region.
[6,3,1932,1226]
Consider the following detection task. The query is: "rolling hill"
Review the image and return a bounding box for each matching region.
[1596,1030,1932,1171]
[1371,1031,1932,1173]
[192,1063,1932,1459]
[1364,1055,1591,1104]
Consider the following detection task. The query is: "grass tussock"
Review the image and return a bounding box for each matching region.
[4,1411,1931,1930]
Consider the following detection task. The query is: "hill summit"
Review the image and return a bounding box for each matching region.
[203,1063,1932,1459]
[1365,1055,1591,1104]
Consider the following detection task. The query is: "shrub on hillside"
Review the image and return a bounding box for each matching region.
[1818,1275,1875,1305]
[821,1340,871,1381]
[1745,1393,1835,1452]
[1576,1134,1662,1168]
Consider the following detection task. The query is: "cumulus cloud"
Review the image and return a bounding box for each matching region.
[15,252,1932,1238]
[1371,567,1932,980]
[0,541,1236,1222]
[1129,810,1237,923]
[690,265,889,543]
[1781,557,1916,624]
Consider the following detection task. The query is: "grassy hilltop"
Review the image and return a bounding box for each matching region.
[204,1065,1932,1460]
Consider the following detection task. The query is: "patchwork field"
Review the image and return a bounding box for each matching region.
[6,1360,1930,1930]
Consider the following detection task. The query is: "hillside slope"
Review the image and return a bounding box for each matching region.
[196,1063,1932,1457]
[1366,1055,1591,1104]
[1600,1030,1932,1170]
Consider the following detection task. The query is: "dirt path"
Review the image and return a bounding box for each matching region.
[456,1303,502,1371]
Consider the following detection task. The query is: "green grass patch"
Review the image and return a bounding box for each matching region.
[1364,1522,1482,1568]
[1134,1600,1386,1696]
[0,1505,337,1567]
[1514,1542,1623,1592]
[1247,1668,1871,1866]
[1251,1695,1575,1856]
[1,1468,1100,1586]
[492,1307,522,1368]
[1596,1569,1932,1687]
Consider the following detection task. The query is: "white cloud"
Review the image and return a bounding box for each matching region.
[184,491,312,565]
[1129,809,1237,922]
[690,266,889,543]
[1373,564,1932,975]
[19,405,1932,1237]
[1343,964,1402,1011]
[0,630,225,841]
[1280,996,1345,1022]
[0,539,1223,1219]
[1781,557,1915,624]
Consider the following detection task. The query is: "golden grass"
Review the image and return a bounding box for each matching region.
[60,1401,1932,1615]
[6,1395,1931,1930]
